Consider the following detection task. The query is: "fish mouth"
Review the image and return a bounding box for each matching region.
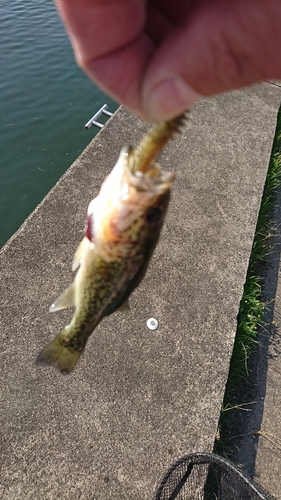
[125,146,175,194]
[95,146,175,213]
[112,147,175,215]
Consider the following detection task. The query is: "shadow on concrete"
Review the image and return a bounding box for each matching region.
[215,181,281,481]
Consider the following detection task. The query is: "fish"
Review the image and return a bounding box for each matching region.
[36,114,186,374]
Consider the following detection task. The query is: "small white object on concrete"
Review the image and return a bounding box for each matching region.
[147,318,159,330]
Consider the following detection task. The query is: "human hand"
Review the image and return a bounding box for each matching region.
[55,0,281,122]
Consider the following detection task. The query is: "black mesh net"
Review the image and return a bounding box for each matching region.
[154,453,277,500]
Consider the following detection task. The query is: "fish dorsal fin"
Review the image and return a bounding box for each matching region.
[72,237,89,271]
[116,300,130,312]
[49,283,76,313]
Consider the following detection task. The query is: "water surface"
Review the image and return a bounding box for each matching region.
[0,0,118,248]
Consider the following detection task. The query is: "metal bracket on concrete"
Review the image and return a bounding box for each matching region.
[84,104,113,129]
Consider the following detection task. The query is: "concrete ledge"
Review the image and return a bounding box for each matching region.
[1,84,281,499]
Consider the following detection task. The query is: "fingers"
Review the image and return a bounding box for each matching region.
[142,0,281,120]
[56,0,281,122]
[82,35,154,118]
[55,0,152,115]
[56,0,144,59]
[55,0,198,118]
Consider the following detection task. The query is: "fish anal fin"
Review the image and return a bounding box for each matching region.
[116,300,130,312]
[49,284,75,313]
[35,334,83,374]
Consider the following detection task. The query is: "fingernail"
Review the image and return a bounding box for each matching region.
[145,76,202,121]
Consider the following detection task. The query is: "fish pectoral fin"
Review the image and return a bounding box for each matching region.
[72,237,90,271]
[116,300,130,312]
[35,334,82,374]
[49,284,76,312]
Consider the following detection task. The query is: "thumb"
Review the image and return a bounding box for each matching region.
[142,0,281,121]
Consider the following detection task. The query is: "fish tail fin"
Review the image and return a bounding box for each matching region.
[35,333,83,375]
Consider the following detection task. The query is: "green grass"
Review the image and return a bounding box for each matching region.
[214,105,281,456]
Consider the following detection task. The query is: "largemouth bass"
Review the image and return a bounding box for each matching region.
[36,114,185,374]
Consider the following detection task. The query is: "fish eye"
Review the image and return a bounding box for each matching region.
[146,207,162,224]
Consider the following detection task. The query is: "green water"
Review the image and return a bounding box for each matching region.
[0,0,118,248]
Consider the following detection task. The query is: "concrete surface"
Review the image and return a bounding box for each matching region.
[0,84,281,499]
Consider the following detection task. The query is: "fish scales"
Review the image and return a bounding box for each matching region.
[60,255,126,350]
[36,114,185,374]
